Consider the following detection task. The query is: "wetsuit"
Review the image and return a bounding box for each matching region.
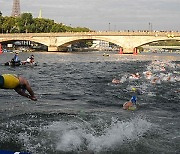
[0,74,20,89]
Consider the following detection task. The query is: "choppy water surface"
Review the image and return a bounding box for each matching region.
[0,52,179,154]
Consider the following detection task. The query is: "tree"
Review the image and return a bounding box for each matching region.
[17,13,33,33]
[0,12,91,33]
[2,16,16,33]
[0,11,3,33]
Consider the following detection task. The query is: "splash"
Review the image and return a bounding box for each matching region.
[44,116,152,152]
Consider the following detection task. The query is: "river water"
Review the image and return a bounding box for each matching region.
[0,51,179,154]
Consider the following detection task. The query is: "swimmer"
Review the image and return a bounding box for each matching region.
[160,66,166,72]
[129,73,140,80]
[131,87,137,92]
[166,73,175,82]
[151,76,161,84]
[0,74,37,101]
[123,96,138,110]
[112,78,121,84]
[143,71,152,79]
[175,89,180,93]
[131,87,143,95]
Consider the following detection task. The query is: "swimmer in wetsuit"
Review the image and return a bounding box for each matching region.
[0,74,37,101]
[123,96,137,110]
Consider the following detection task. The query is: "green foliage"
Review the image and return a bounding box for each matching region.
[73,27,91,32]
[0,13,91,33]
[2,16,17,33]
[149,40,180,46]
[137,46,143,52]
[0,11,3,33]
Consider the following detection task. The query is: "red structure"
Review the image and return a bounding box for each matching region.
[119,47,123,54]
[0,44,2,54]
[11,0,21,17]
[133,48,138,55]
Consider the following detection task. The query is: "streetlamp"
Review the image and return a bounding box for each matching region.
[108,23,111,31]
[148,22,153,32]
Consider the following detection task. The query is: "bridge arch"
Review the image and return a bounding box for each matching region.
[55,35,180,53]
[0,37,49,51]
[0,37,49,47]
[56,35,120,48]
[133,37,180,49]
[134,38,180,52]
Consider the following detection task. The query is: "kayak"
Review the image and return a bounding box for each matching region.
[4,61,21,66]
[4,61,37,66]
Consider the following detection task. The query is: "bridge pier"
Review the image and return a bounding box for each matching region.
[133,47,138,55]
[121,47,135,54]
[0,44,2,54]
[48,46,58,52]
[119,47,123,54]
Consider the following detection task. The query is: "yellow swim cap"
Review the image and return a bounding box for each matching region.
[132,87,136,92]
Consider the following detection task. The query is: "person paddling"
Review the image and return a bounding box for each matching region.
[0,74,37,101]
[26,55,35,64]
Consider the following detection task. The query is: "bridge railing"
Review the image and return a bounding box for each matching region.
[0,31,180,37]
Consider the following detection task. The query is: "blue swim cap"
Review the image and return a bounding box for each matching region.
[131,96,137,104]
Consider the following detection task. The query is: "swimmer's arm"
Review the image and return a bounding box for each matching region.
[14,87,31,99]
[15,87,37,101]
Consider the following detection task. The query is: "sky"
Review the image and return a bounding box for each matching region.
[0,0,180,31]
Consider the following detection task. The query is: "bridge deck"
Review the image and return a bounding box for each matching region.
[0,31,180,37]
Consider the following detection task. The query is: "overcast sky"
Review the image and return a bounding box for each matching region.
[0,0,180,31]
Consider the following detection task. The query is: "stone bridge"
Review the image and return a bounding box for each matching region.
[0,31,180,53]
